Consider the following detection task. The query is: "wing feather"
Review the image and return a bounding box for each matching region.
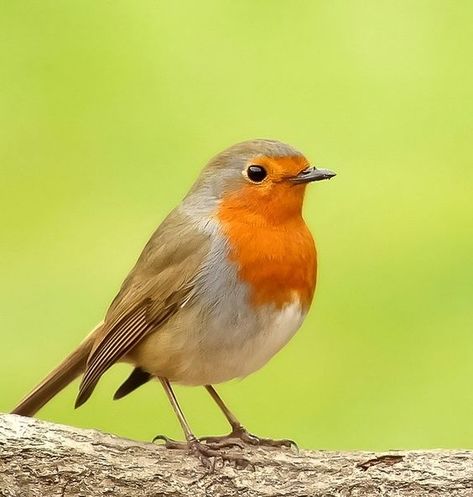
[76,305,152,407]
[74,208,211,408]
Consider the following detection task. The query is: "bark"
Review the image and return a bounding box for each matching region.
[0,413,472,496]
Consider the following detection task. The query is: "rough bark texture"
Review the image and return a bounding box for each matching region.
[0,413,472,497]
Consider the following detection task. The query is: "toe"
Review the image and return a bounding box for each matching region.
[152,434,188,450]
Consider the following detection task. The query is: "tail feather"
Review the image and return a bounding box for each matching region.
[11,323,102,417]
[113,367,152,400]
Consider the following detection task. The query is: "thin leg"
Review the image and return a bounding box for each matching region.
[159,378,195,442]
[203,385,297,450]
[154,378,249,468]
[205,385,243,431]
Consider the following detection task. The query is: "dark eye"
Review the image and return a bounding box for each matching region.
[247,165,267,183]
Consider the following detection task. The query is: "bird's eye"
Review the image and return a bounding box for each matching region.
[247,165,267,183]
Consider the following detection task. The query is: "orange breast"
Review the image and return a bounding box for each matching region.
[217,184,317,310]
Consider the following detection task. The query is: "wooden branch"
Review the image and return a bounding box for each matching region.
[1,413,472,496]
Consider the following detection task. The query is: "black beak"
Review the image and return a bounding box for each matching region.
[290,166,337,184]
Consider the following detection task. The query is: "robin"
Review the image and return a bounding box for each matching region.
[12,139,335,464]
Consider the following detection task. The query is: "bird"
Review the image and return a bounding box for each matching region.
[12,139,336,465]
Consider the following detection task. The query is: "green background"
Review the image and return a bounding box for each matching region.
[1,1,472,450]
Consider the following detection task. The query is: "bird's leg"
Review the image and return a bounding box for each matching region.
[202,385,297,450]
[153,378,247,468]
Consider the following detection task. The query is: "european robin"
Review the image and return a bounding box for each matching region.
[12,139,335,464]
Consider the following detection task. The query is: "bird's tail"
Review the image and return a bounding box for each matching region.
[11,322,102,417]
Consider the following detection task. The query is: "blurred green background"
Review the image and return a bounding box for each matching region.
[1,1,472,451]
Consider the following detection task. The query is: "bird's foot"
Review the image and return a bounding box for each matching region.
[188,438,252,470]
[201,426,298,451]
[152,434,250,469]
[153,433,244,450]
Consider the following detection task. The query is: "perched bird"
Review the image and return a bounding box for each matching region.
[12,139,335,464]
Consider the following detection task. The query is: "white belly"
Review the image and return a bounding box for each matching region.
[130,299,306,386]
[223,300,306,380]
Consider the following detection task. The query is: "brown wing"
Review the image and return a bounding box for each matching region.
[75,208,210,408]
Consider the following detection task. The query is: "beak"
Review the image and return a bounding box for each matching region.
[290,166,337,184]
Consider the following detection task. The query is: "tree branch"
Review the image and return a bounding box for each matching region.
[1,413,472,496]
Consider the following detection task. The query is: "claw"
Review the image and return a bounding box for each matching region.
[188,439,252,471]
[235,427,297,450]
[243,432,298,451]
[200,436,245,450]
[201,427,297,451]
[152,434,188,450]
[152,434,252,469]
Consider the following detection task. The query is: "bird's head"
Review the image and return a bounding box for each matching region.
[186,139,335,223]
